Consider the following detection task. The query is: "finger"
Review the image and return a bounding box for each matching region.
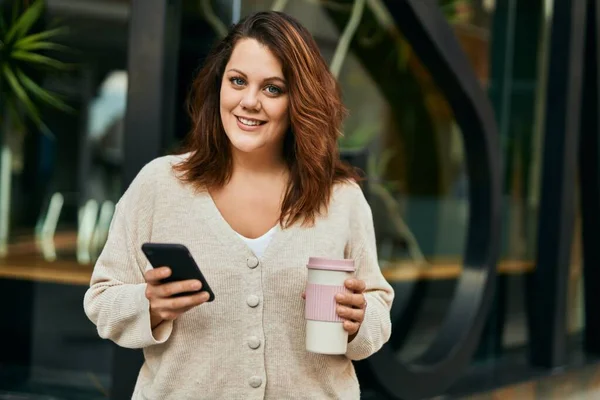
[337,305,365,323]
[145,267,171,284]
[168,290,210,310]
[158,279,202,298]
[335,293,366,308]
[197,291,211,304]
[344,278,366,293]
[343,320,360,335]
[153,290,210,316]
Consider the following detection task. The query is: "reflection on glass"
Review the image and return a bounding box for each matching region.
[79,70,127,263]
[0,4,130,397]
[87,70,127,181]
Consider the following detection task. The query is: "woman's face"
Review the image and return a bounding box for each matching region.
[220,38,290,159]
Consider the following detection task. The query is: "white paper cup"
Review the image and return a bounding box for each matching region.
[305,257,356,355]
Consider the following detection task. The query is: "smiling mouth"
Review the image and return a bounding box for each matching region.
[236,116,266,127]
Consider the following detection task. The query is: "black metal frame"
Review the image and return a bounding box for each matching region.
[579,0,600,356]
[527,0,587,368]
[473,0,545,362]
[363,1,502,399]
[122,0,182,188]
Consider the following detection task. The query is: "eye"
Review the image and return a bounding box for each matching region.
[265,85,283,95]
[230,77,245,86]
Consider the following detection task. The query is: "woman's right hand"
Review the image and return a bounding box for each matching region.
[144,267,211,329]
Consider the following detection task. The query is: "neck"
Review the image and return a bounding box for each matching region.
[231,146,287,177]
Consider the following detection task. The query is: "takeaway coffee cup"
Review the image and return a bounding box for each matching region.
[305,257,356,355]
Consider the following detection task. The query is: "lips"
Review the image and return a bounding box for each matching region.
[236,116,266,127]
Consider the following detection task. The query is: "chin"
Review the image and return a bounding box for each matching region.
[229,136,265,154]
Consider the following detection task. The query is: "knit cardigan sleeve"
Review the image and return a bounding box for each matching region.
[345,186,395,361]
[83,159,174,349]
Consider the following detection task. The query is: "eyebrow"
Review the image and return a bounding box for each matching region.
[227,68,286,85]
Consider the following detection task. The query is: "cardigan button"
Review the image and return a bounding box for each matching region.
[247,336,261,349]
[247,256,259,269]
[246,295,260,308]
[249,376,262,388]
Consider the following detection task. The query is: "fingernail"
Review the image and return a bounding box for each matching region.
[335,294,343,301]
[192,281,202,290]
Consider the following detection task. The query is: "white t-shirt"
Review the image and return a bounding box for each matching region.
[236,226,277,259]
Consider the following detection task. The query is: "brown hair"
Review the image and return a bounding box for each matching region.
[174,11,360,227]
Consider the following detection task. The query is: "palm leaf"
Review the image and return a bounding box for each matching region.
[15,41,71,53]
[2,64,42,127]
[16,68,74,112]
[5,0,44,44]
[10,50,72,70]
[15,27,69,47]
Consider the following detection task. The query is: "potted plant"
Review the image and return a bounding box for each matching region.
[0,0,73,256]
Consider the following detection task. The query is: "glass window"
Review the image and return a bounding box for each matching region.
[0,1,131,397]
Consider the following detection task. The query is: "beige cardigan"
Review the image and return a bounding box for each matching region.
[83,155,394,400]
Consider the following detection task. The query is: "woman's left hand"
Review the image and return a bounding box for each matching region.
[335,279,367,339]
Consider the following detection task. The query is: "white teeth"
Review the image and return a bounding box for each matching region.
[238,117,262,126]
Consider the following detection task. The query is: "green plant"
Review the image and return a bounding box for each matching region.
[0,0,73,136]
[338,122,378,150]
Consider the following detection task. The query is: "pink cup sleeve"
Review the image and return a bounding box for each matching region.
[305,283,350,322]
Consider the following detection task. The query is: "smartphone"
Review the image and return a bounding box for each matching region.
[141,243,215,301]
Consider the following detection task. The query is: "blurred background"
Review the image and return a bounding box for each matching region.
[0,0,597,399]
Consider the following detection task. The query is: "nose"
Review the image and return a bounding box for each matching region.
[239,89,261,111]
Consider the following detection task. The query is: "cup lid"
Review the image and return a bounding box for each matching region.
[307,257,355,272]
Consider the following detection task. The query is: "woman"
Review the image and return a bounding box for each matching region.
[84,11,394,400]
